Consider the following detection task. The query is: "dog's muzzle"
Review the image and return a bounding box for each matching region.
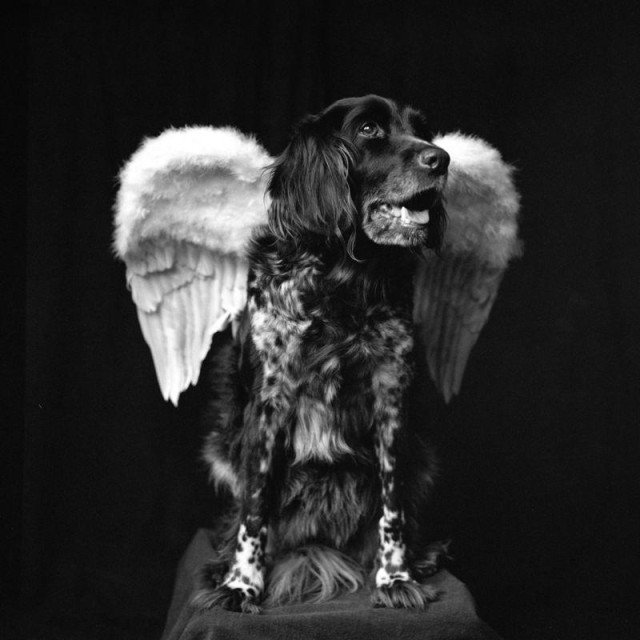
[375,186,443,227]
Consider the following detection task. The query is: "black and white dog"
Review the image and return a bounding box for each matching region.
[115,93,519,614]
[197,95,452,612]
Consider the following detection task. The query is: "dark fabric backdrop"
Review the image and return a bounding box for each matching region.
[19,1,639,638]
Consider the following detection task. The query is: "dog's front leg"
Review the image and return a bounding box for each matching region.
[193,400,279,614]
[370,358,438,609]
[219,402,276,613]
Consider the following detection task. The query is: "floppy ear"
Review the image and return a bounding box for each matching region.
[268,116,356,240]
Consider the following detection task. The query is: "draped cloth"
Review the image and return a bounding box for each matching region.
[161,529,503,640]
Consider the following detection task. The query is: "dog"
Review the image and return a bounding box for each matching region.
[114,92,520,615]
[195,95,453,613]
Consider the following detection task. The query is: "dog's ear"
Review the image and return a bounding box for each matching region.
[268,116,356,241]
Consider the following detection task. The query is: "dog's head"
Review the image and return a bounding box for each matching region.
[268,94,449,252]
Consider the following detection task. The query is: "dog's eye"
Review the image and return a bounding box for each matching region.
[359,122,384,138]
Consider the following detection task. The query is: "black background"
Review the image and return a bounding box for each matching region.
[18,1,639,638]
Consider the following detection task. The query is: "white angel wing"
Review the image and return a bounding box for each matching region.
[113,126,271,405]
[414,132,522,402]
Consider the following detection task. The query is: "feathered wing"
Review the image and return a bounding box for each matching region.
[113,126,518,406]
[113,126,271,405]
[414,133,522,402]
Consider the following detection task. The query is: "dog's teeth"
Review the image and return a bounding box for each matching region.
[378,204,429,224]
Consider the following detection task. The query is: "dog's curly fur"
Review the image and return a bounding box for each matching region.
[198,95,452,612]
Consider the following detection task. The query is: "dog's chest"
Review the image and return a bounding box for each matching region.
[249,264,414,464]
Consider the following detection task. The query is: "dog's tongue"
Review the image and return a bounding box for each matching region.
[400,207,430,225]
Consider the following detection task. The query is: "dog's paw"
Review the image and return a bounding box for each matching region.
[371,579,438,609]
[191,584,261,614]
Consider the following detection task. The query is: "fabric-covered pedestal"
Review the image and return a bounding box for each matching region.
[161,529,503,640]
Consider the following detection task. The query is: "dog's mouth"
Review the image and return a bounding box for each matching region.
[373,188,440,227]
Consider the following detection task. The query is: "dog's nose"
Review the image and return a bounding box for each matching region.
[418,147,450,175]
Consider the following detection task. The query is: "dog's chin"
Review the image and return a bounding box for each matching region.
[362,189,445,249]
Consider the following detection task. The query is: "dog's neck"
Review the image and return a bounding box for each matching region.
[249,226,419,310]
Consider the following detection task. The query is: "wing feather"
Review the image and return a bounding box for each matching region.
[415,133,522,402]
[114,127,271,405]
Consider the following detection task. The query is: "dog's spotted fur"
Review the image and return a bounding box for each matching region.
[197,95,449,612]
